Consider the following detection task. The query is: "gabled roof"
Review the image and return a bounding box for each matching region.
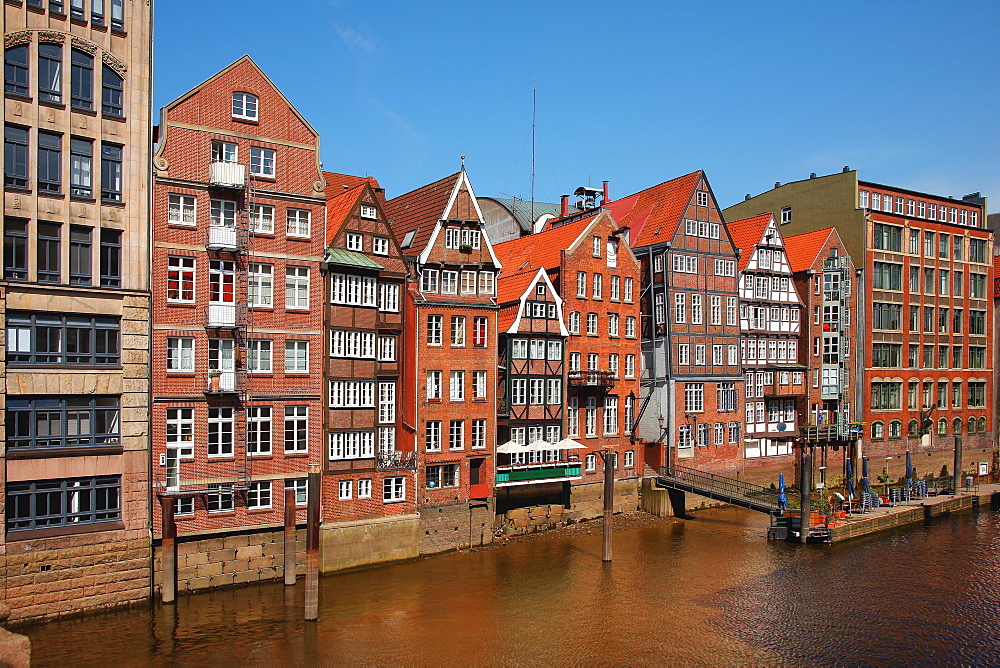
[603,171,703,247]
[384,172,461,256]
[497,267,568,335]
[497,268,541,305]
[325,183,367,245]
[324,171,381,200]
[493,216,595,274]
[727,213,774,271]
[784,227,838,273]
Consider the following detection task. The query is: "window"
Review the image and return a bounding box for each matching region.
[717,383,736,411]
[68,137,95,199]
[577,271,587,297]
[426,371,442,400]
[450,370,465,401]
[5,45,29,96]
[872,262,902,290]
[873,223,902,251]
[479,271,495,295]
[383,477,405,503]
[70,49,94,111]
[232,92,258,121]
[167,194,196,225]
[677,344,690,365]
[674,293,686,323]
[38,43,62,103]
[338,480,353,500]
[280,266,309,309]
[4,125,29,188]
[6,312,119,366]
[449,420,464,450]
[587,313,598,335]
[424,421,443,451]
[450,316,466,347]
[473,370,487,399]
[248,339,272,372]
[247,481,271,509]
[472,419,487,449]
[427,314,443,345]
[684,383,704,412]
[101,65,123,116]
[7,396,119,452]
[610,275,620,301]
[285,340,308,373]
[346,232,363,251]
[248,263,273,307]
[585,397,597,436]
[604,397,618,435]
[377,335,396,362]
[287,208,311,238]
[284,406,308,453]
[206,484,234,513]
[329,431,375,459]
[330,273,377,306]
[6,476,121,532]
[247,407,272,456]
[970,310,986,335]
[250,147,275,177]
[780,206,792,224]
[249,204,275,234]
[330,330,374,359]
[690,295,703,324]
[100,143,122,202]
[568,311,580,335]
[68,225,92,285]
[970,274,987,299]
[4,218,28,280]
[38,131,62,193]
[286,479,309,506]
[372,236,389,256]
[207,407,233,457]
[378,282,400,313]
[441,271,458,294]
[585,453,596,471]
[871,382,902,410]
[609,313,620,337]
[166,336,194,372]
[592,273,603,299]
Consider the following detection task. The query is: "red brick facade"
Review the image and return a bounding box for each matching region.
[151,57,326,536]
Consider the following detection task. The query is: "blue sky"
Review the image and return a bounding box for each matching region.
[155,0,999,211]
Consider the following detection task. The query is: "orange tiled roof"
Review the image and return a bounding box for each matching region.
[784,227,836,273]
[497,268,542,331]
[727,213,773,272]
[325,183,366,246]
[323,171,380,200]
[603,171,703,247]
[493,217,594,275]
[383,172,461,257]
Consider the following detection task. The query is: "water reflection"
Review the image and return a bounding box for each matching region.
[23,508,1000,666]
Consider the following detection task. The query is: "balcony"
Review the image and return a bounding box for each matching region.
[763,380,807,398]
[205,304,242,329]
[377,450,417,470]
[207,224,240,251]
[209,161,245,188]
[203,370,243,395]
[800,422,860,442]
[567,370,617,389]
[469,483,491,500]
[495,462,582,486]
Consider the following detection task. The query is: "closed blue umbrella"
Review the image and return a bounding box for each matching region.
[777,473,788,509]
[862,457,872,495]
[906,450,914,487]
[845,458,855,501]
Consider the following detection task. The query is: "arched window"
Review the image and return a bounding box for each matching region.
[969,417,978,434]
[70,48,94,111]
[978,417,987,434]
[4,45,29,96]
[953,418,963,434]
[888,420,901,438]
[908,419,918,437]
[937,418,948,435]
[101,65,124,117]
[871,421,885,439]
[232,91,258,121]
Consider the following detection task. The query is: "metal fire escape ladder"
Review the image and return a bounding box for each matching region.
[232,168,255,490]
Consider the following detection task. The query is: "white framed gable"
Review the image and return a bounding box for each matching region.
[506,268,568,336]
[419,169,503,269]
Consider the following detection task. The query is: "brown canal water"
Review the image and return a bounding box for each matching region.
[19,506,1000,666]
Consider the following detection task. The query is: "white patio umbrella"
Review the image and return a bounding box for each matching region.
[555,438,586,450]
[496,441,530,454]
[526,440,554,451]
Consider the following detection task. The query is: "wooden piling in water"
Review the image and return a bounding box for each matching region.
[284,487,296,586]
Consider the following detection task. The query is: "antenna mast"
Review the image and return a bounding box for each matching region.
[531,79,536,224]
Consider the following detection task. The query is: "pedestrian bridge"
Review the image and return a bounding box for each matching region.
[655,465,782,514]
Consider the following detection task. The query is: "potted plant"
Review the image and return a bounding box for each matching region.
[208,369,222,391]
[459,243,474,253]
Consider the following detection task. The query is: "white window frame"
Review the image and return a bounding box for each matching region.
[286,208,311,238]
[250,146,275,177]
[232,92,258,121]
[285,266,309,310]
[284,340,309,374]
[249,204,275,234]
[166,336,194,372]
[168,194,196,225]
[248,339,273,373]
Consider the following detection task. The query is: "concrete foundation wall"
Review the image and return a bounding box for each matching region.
[2,538,150,622]
[320,514,420,572]
[153,528,305,595]
[496,504,566,537]
[567,477,641,522]
[419,502,494,555]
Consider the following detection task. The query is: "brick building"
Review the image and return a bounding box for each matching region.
[603,172,744,476]
[725,170,993,465]
[785,226,859,483]
[150,57,327,589]
[384,168,500,553]
[728,213,806,461]
[319,179,420,571]
[493,209,644,518]
[2,1,152,621]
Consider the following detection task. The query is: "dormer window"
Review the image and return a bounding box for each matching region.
[360,205,377,220]
[232,92,258,121]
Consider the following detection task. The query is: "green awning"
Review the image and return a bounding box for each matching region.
[324,247,385,270]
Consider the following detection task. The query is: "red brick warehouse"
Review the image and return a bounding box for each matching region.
[150,57,326,557]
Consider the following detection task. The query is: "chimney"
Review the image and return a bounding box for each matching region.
[843,165,850,173]
[745,194,751,201]
[810,173,817,179]
[602,180,609,204]
[560,194,569,217]
[774,182,781,189]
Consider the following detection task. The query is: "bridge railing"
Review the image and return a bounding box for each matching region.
[658,464,781,508]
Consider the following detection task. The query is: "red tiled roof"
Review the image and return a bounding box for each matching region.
[383,172,461,256]
[493,217,594,275]
[784,227,836,273]
[325,183,365,245]
[323,171,380,200]
[497,268,541,331]
[727,213,773,272]
[602,171,703,248]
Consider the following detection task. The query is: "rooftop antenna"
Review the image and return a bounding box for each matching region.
[531,79,536,224]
